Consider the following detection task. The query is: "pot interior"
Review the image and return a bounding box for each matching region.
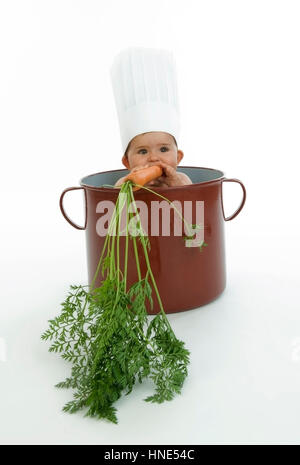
[81,167,224,188]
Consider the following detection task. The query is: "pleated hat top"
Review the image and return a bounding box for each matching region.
[110,47,180,153]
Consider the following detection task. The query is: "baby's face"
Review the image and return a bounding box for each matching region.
[122,131,183,173]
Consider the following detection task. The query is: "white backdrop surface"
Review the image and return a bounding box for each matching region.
[0,0,300,445]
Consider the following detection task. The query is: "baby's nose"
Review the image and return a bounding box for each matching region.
[148,151,160,161]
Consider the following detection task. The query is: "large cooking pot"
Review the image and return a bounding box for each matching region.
[59,166,246,314]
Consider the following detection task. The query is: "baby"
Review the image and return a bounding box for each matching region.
[115,131,193,188]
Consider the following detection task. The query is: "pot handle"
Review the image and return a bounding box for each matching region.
[59,187,87,230]
[221,178,246,221]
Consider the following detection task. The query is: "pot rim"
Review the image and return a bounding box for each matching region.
[80,165,226,192]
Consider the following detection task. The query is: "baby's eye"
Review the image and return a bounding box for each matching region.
[138,149,147,154]
[160,146,169,152]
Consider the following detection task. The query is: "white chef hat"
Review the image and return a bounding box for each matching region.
[110,46,180,154]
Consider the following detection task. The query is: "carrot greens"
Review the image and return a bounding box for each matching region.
[41,180,204,424]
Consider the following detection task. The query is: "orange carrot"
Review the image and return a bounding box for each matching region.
[123,165,163,191]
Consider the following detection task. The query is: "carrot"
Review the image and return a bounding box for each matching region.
[123,165,163,191]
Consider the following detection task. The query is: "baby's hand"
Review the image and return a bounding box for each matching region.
[154,161,185,187]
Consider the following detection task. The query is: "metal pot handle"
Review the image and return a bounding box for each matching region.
[59,187,87,230]
[221,178,246,221]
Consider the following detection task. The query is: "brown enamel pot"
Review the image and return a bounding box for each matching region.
[59,166,246,314]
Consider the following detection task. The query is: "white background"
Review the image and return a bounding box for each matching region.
[1,0,300,445]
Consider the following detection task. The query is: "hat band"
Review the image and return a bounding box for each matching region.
[120,101,180,152]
